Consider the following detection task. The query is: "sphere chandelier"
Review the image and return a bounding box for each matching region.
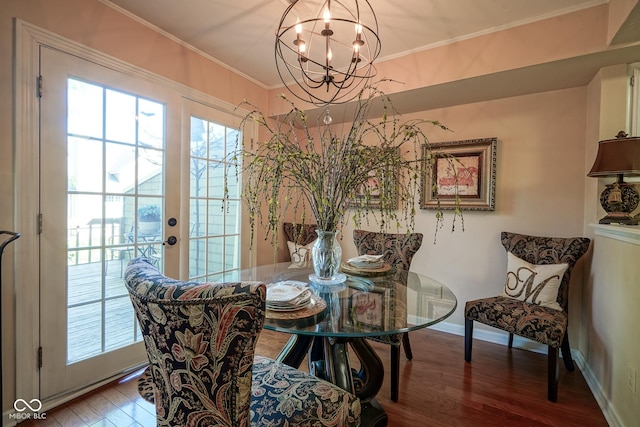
[275,0,381,106]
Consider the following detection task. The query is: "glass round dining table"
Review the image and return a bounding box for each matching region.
[238,262,457,427]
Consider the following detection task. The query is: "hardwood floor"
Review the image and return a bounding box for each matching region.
[19,328,608,427]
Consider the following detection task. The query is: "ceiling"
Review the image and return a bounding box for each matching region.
[103,0,607,90]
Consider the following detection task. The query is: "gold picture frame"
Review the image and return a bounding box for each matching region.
[421,137,497,211]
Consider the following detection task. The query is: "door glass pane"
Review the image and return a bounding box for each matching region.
[67,79,103,138]
[189,116,241,281]
[68,137,103,193]
[209,122,225,160]
[138,148,164,196]
[105,89,136,144]
[138,98,165,149]
[207,236,224,274]
[67,302,102,362]
[225,200,240,235]
[105,142,135,194]
[66,77,165,364]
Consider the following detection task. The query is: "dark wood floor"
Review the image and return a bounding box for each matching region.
[19,328,608,427]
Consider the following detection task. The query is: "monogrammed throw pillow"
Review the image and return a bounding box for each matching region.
[501,252,568,311]
[287,240,315,268]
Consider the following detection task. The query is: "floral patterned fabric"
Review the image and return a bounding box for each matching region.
[251,356,360,426]
[464,232,591,348]
[283,222,318,246]
[465,295,569,347]
[352,230,424,271]
[125,257,360,427]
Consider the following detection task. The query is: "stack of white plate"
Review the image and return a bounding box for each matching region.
[346,254,385,270]
[266,281,311,311]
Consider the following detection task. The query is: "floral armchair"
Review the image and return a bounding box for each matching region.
[464,232,591,402]
[352,229,424,403]
[125,257,361,426]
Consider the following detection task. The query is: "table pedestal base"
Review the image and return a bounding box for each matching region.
[361,400,387,427]
[277,334,387,427]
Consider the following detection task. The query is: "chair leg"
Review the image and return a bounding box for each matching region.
[464,318,473,362]
[390,345,400,402]
[560,333,575,372]
[402,332,413,360]
[508,333,514,348]
[547,346,559,402]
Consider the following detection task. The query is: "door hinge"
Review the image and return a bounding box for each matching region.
[37,213,43,234]
[38,347,43,368]
[631,75,635,87]
[37,75,43,98]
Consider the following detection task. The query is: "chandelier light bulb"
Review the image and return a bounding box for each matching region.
[323,8,331,23]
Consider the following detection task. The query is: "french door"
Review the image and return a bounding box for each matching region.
[38,46,184,399]
[16,23,254,404]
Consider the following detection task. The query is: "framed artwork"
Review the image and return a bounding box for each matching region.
[348,148,398,209]
[421,137,497,211]
[349,288,386,330]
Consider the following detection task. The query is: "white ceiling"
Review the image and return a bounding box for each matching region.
[102,0,606,90]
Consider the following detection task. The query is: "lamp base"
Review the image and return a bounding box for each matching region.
[598,180,639,225]
[598,212,639,225]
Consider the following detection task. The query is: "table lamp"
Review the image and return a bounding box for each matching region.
[587,131,640,225]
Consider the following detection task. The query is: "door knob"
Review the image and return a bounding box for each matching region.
[163,236,177,246]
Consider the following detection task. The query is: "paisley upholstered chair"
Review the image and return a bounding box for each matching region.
[283,222,318,246]
[125,257,361,427]
[464,232,591,402]
[352,229,424,402]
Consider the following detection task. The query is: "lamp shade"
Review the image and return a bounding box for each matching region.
[587,134,640,177]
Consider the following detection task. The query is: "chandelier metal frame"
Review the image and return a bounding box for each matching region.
[275,0,381,106]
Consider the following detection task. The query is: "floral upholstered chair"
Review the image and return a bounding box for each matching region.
[464,232,591,402]
[352,229,424,403]
[125,257,361,427]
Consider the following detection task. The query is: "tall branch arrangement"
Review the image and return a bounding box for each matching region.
[231,84,462,247]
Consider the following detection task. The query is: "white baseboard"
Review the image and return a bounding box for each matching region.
[428,321,619,426]
[427,320,547,354]
[573,350,623,427]
[2,412,17,427]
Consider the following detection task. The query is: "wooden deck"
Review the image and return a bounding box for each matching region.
[67,260,142,363]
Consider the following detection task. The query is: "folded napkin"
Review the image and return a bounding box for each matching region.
[347,254,384,264]
[266,281,308,303]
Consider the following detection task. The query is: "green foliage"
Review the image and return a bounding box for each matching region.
[230,82,462,248]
